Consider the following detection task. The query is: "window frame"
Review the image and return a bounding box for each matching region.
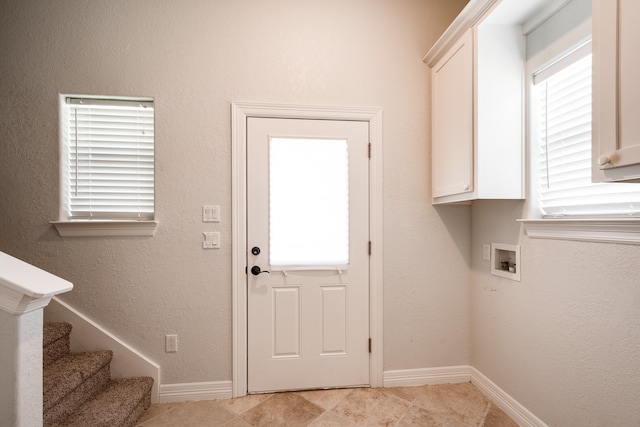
[521,40,640,245]
[51,94,158,237]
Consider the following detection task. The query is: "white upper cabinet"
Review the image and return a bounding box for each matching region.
[592,0,640,182]
[425,0,560,204]
[431,29,474,199]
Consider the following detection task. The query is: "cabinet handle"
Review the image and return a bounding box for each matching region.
[597,155,611,166]
[463,184,470,191]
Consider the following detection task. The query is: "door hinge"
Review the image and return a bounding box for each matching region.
[368,338,372,353]
[368,143,372,159]
[368,241,372,256]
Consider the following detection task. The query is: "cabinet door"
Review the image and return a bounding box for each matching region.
[431,29,474,199]
[593,0,640,182]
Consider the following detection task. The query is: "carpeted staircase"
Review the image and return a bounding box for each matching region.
[43,322,153,427]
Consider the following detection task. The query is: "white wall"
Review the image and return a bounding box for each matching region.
[0,0,469,385]
[470,2,640,426]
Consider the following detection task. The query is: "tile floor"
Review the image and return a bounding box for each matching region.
[135,382,518,426]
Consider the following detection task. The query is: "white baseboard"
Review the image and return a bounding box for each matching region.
[44,297,160,403]
[159,381,233,403]
[383,365,472,388]
[383,366,548,427]
[470,367,548,427]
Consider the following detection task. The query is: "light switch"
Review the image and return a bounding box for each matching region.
[203,231,220,249]
[203,205,220,223]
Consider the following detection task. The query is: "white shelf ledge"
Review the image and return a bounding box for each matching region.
[518,218,640,245]
[51,220,158,237]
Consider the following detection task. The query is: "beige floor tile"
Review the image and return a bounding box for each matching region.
[482,403,519,427]
[241,393,324,427]
[295,388,355,411]
[136,402,183,425]
[382,385,428,403]
[218,393,272,415]
[397,405,468,427]
[330,387,410,426]
[137,400,236,426]
[136,383,518,427]
[309,411,358,426]
[412,383,489,426]
[221,416,254,427]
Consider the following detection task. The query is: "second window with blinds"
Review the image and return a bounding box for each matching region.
[532,42,640,219]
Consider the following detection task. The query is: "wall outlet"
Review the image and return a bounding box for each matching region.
[482,244,491,261]
[165,334,178,352]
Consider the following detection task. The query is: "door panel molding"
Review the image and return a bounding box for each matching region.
[231,102,383,397]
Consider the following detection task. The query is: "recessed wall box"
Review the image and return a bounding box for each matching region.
[491,243,520,281]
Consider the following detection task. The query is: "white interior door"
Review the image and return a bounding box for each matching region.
[247,117,370,393]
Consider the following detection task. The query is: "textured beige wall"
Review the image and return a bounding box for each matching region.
[0,0,469,384]
[471,200,640,426]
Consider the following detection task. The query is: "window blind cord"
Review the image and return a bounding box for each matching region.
[543,81,550,189]
[74,108,78,197]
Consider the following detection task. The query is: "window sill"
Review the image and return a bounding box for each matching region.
[50,220,158,237]
[518,218,640,245]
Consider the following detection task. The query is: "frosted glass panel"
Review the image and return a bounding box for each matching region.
[270,137,349,266]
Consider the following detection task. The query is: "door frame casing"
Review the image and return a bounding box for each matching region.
[231,102,384,397]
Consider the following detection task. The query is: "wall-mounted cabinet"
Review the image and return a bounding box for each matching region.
[430,29,474,200]
[425,0,560,205]
[592,0,640,182]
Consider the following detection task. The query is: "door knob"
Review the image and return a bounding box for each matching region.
[250,266,270,275]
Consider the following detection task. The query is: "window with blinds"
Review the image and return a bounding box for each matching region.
[60,96,154,221]
[535,48,640,218]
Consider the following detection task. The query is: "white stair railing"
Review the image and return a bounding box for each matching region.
[0,251,73,427]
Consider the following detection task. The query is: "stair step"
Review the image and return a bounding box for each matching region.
[44,350,113,426]
[54,377,154,427]
[43,322,72,366]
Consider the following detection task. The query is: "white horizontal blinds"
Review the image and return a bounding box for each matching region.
[269,137,349,267]
[536,54,640,217]
[64,97,154,220]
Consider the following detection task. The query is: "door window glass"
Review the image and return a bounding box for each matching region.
[269,137,349,266]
